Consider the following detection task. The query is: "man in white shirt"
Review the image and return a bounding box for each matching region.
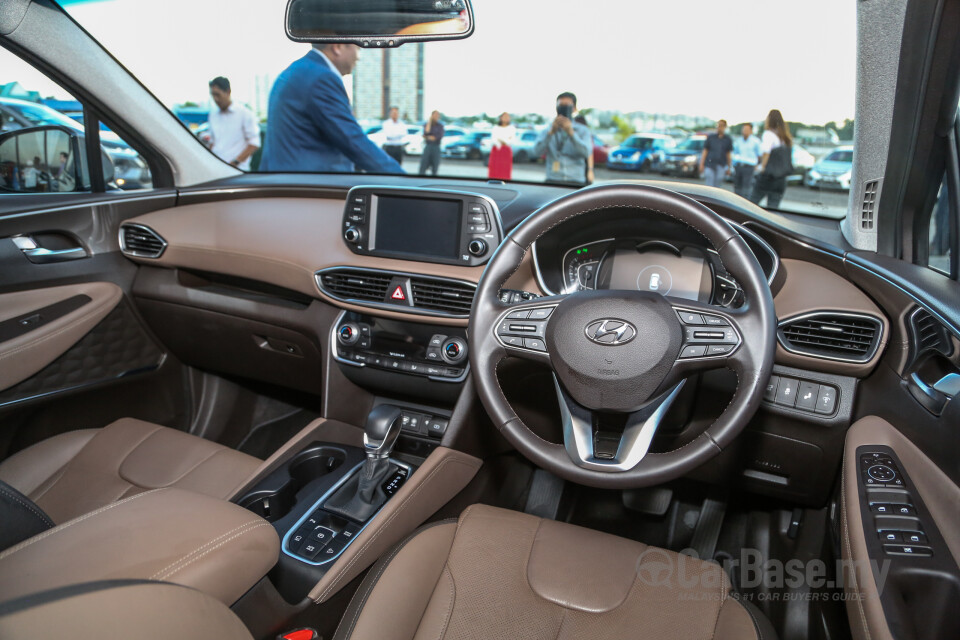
[207,77,260,170]
[381,107,407,165]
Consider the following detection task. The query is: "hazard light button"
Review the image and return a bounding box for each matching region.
[385,277,413,306]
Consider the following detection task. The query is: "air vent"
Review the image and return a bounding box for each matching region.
[317,269,392,303]
[908,307,952,358]
[861,180,878,231]
[120,223,167,258]
[778,312,883,363]
[410,278,475,316]
[315,268,476,317]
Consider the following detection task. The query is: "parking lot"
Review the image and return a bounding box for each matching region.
[400,157,849,218]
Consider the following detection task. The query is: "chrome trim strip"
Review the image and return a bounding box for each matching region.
[118,222,168,258]
[280,459,413,566]
[776,310,884,364]
[315,266,477,319]
[0,192,176,220]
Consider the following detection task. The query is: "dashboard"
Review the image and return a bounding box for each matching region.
[532,207,779,308]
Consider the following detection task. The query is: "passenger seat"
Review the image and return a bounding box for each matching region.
[0,418,261,524]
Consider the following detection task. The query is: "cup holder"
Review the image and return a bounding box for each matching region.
[239,444,347,522]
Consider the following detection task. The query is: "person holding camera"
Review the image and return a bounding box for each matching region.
[534,92,592,186]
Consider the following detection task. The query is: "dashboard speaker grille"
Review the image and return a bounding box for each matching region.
[318,270,392,303]
[120,224,166,258]
[860,180,878,231]
[778,312,882,363]
[410,278,475,315]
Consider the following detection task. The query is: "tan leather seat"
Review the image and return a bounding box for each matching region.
[0,418,261,524]
[334,504,774,640]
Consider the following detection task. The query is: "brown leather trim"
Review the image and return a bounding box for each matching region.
[308,447,481,603]
[840,416,960,640]
[125,198,491,326]
[773,259,888,376]
[0,283,122,391]
[0,430,96,497]
[0,488,279,606]
[0,581,253,640]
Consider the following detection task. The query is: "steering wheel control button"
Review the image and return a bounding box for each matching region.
[795,381,819,411]
[523,338,547,351]
[775,377,799,406]
[814,385,838,414]
[501,336,524,347]
[528,308,553,320]
[706,344,734,356]
[701,315,729,327]
[677,311,703,325]
[506,309,530,319]
[680,345,707,358]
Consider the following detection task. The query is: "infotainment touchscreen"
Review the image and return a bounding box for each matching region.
[371,195,462,259]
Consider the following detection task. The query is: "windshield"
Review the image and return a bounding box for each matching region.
[61,0,855,218]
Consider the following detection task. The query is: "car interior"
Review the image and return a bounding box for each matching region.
[0,1,959,639]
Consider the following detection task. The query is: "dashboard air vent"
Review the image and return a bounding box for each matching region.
[778,312,882,363]
[317,269,392,303]
[120,223,166,258]
[908,307,952,358]
[410,278,476,316]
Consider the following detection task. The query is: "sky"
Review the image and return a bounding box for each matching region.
[42,0,857,125]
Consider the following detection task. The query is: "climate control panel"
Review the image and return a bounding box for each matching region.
[333,311,468,383]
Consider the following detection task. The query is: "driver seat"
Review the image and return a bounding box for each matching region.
[333,504,776,640]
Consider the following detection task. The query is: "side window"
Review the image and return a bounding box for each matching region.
[927,174,952,276]
[0,46,152,195]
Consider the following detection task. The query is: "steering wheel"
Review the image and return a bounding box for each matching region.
[469,184,777,489]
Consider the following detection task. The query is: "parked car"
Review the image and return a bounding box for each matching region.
[365,124,424,155]
[805,145,854,190]
[0,97,151,189]
[790,143,817,184]
[591,134,610,165]
[442,130,491,159]
[480,128,540,163]
[606,133,675,172]
[659,134,705,177]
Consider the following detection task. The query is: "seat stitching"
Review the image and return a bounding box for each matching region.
[0,489,163,560]
[710,565,727,639]
[334,520,456,640]
[149,519,266,579]
[155,522,272,580]
[840,461,872,640]
[315,457,472,602]
[0,486,54,528]
[433,566,455,640]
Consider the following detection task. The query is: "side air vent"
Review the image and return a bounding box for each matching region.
[316,268,476,318]
[778,312,883,363]
[317,269,392,303]
[861,180,878,231]
[119,223,167,258]
[410,278,475,316]
[908,307,952,358]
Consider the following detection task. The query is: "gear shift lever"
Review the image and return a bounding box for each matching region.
[325,406,403,522]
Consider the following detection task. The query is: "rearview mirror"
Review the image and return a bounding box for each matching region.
[285,0,473,47]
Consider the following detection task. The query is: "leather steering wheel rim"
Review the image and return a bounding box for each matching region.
[468,184,777,489]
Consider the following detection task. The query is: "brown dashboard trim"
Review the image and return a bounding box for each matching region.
[125,198,491,327]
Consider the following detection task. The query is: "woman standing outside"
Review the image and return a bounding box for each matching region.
[418,110,445,175]
[488,112,516,180]
[750,109,793,208]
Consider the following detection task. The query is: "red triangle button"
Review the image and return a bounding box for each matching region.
[391,286,406,301]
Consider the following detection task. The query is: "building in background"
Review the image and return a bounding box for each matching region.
[352,44,424,122]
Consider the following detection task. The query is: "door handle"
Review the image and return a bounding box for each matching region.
[11,236,88,264]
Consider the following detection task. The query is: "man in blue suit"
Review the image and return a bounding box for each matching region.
[260,44,403,174]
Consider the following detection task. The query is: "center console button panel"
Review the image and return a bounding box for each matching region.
[333,311,468,383]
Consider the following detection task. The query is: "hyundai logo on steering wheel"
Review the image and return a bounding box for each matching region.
[584,319,637,345]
